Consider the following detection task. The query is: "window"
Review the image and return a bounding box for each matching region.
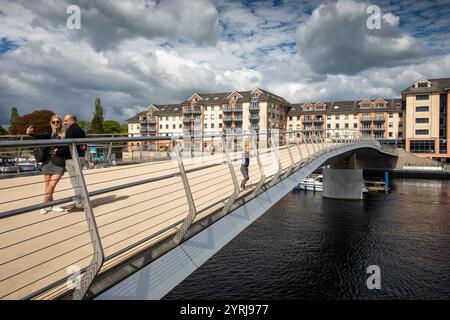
[416,95,429,101]
[165,116,169,121]
[289,116,292,121]
[410,140,434,153]
[335,115,340,120]
[297,116,300,120]
[361,104,370,109]
[415,118,429,123]
[415,129,429,135]
[399,112,403,117]
[219,123,222,128]
[211,123,214,129]
[418,82,428,88]
[389,132,393,138]
[165,124,169,129]
[389,122,393,128]
[354,123,358,128]
[173,124,176,129]
[327,124,331,129]
[376,103,384,108]
[389,113,393,118]
[398,132,403,138]
[160,125,162,129]
[211,114,214,120]
[219,114,222,119]
[399,122,403,127]
[204,123,207,128]
[335,123,340,129]
[345,123,349,128]
[130,125,134,130]
[179,124,182,129]
[416,106,429,112]
[327,115,331,120]
[345,114,349,120]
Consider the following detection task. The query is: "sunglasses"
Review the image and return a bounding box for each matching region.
[52,121,61,124]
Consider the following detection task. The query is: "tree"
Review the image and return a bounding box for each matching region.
[10,106,19,126]
[103,120,121,134]
[120,123,128,134]
[78,120,91,132]
[90,97,104,134]
[9,110,54,135]
[0,124,8,135]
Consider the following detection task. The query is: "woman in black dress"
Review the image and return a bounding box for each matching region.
[26,115,66,214]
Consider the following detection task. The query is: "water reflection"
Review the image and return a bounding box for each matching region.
[165,179,450,300]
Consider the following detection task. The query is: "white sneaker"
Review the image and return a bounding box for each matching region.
[40,208,48,215]
[51,206,65,212]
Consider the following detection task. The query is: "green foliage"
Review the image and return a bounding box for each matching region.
[103,120,121,134]
[0,124,8,135]
[90,97,104,134]
[120,123,128,134]
[78,120,91,132]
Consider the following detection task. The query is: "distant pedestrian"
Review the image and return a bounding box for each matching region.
[58,114,87,212]
[240,146,250,189]
[26,115,66,214]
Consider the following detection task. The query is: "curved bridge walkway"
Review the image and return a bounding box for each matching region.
[0,130,397,300]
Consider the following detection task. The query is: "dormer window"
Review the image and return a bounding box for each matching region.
[414,79,431,88]
[376,103,384,108]
[418,82,428,88]
[361,104,370,109]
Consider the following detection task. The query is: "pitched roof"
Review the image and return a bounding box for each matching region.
[288,98,403,115]
[401,78,450,94]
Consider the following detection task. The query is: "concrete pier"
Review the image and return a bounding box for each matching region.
[322,168,364,200]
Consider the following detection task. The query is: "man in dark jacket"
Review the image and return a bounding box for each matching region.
[240,145,250,189]
[59,114,87,212]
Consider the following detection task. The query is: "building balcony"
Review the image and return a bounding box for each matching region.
[233,115,243,121]
[373,126,385,131]
[313,118,324,123]
[224,116,232,122]
[249,103,259,111]
[192,108,202,114]
[148,118,157,124]
[148,126,157,132]
[361,127,372,131]
[303,119,313,123]
[223,106,233,112]
[140,127,148,133]
[361,116,372,121]
[249,114,260,121]
[139,119,147,125]
[373,115,385,121]
[304,127,312,131]
[183,109,191,114]
[234,105,243,112]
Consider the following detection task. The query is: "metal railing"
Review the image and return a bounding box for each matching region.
[0,129,387,300]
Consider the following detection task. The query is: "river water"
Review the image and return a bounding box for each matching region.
[164,179,450,299]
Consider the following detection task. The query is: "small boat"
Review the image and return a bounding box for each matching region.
[18,158,37,172]
[0,157,17,173]
[297,174,323,191]
[364,178,387,192]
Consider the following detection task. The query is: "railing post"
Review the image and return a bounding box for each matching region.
[174,142,198,245]
[221,135,241,216]
[285,133,296,176]
[69,143,104,300]
[15,136,23,174]
[139,141,144,162]
[302,131,311,160]
[106,142,113,164]
[252,133,266,197]
[294,133,303,169]
[268,132,283,186]
[309,132,317,156]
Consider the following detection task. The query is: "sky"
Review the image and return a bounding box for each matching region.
[1,0,450,124]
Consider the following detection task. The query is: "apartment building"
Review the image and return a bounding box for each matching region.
[127,104,182,151]
[287,99,405,146]
[401,78,450,162]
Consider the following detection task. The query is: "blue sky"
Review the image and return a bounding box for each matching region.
[0,0,450,125]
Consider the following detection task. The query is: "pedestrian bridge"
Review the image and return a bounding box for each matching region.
[0,130,398,300]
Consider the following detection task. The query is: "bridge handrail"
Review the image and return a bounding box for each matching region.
[0,129,385,300]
